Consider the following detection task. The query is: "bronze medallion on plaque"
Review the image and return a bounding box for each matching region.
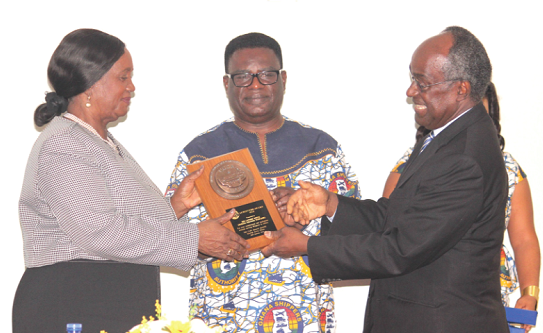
[210,160,254,200]
[186,148,285,252]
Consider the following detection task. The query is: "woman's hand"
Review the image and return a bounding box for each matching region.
[515,294,537,311]
[171,166,204,219]
[507,179,539,332]
[514,294,537,332]
[198,209,250,261]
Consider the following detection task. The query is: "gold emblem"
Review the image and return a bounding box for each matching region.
[210,160,254,199]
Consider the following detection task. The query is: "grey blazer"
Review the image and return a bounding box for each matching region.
[308,104,509,333]
[19,116,198,270]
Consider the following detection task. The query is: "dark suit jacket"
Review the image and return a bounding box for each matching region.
[307,104,509,332]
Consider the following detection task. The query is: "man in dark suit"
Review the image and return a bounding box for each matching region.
[263,26,509,332]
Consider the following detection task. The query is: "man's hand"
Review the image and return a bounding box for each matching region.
[271,187,301,228]
[261,227,309,258]
[271,187,294,211]
[198,210,250,261]
[171,166,204,218]
[287,181,338,225]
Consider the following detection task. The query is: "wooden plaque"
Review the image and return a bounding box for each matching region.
[187,148,285,252]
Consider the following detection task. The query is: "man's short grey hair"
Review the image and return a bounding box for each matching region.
[442,26,492,102]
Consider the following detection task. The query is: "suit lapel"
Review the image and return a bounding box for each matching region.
[397,103,487,188]
[397,133,438,187]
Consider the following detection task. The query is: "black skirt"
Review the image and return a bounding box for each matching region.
[13,260,160,333]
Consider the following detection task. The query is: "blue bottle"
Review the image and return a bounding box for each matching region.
[66,323,82,333]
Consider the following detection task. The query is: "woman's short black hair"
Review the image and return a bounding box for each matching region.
[34,29,125,126]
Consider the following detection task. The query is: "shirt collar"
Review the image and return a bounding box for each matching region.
[62,113,118,152]
[432,107,473,136]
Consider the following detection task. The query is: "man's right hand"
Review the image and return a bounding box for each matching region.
[271,187,304,229]
[197,210,250,261]
[287,180,338,225]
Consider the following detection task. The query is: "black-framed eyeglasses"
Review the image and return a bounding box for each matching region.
[225,70,283,87]
[410,72,458,91]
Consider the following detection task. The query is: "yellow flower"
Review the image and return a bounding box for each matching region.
[163,320,192,333]
[188,305,198,320]
[155,299,163,320]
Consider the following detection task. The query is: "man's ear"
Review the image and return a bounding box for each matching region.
[281,70,287,90]
[456,80,471,101]
[223,75,229,91]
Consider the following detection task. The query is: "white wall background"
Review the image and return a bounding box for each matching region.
[1,0,542,331]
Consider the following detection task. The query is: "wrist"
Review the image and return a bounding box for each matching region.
[325,193,338,217]
[299,235,310,254]
[522,285,539,310]
[174,204,189,219]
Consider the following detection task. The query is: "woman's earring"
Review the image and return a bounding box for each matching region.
[85,95,91,108]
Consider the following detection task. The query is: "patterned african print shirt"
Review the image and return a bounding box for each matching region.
[391,148,526,306]
[166,117,360,333]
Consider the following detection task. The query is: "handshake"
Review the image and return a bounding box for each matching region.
[262,181,339,258]
[178,167,339,262]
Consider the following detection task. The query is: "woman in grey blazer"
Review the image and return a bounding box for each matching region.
[13,29,249,333]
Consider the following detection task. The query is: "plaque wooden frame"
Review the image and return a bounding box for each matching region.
[187,148,285,252]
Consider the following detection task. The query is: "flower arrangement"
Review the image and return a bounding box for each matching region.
[128,301,225,333]
[100,301,225,333]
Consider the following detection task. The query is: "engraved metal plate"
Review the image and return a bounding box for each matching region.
[228,200,276,240]
[210,160,254,199]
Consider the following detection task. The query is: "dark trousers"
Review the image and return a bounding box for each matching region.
[13,260,160,333]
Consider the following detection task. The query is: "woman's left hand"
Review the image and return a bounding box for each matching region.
[171,166,204,218]
[514,295,537,332]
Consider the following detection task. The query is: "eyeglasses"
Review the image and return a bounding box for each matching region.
[410,73,458,91]
[225,70,283,87]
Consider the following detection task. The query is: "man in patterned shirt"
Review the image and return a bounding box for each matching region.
[165,32,360,333]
